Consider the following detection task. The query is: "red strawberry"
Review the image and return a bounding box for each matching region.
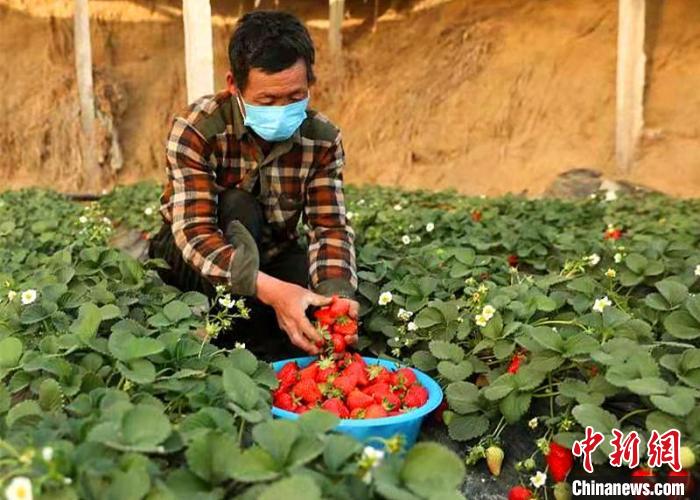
[379,391,402,411]
[365,404,388,419]
[546,442,574,483]
[321,397,349,418]
[388,409,401,416]
[365,382,391,400]
[403,385,428,408]
[332,373,358,396]
[432,400,448,424]
[276,361,299,391]
[315,357,337,383]
[604,227,623,240]
[329,296,350,317]
[333,316,358,336]
[508,485,533,500]
[292,378,322,405]
[508,254,519,267]
[272,390,296,412]
[299,362,319,381]
[330,333,346,353]
[351,353,367,366]
[631,468,656,500]
[471,209,482,222]
[314,307,336,326]
[393,367,417,388]
[346,389,374,410]
[343,362,369,387]
[367,365,392,384]
[350,407,365,419]
[507,353,526,374]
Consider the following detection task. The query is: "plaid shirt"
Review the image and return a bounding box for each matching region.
[159,90,357,297]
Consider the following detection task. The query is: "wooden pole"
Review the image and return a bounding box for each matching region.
[74,0,100,191]
[182,0,215,104]
[616,0,646,172]
[328,0,344,77]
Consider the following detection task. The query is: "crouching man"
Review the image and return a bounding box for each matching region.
[149,11,358,358]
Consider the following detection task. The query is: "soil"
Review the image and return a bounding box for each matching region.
[1,0,699,196]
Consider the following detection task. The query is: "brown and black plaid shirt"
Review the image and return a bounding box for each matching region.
[159,90,357,297]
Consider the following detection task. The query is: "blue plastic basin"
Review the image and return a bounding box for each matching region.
[271,356,443,449]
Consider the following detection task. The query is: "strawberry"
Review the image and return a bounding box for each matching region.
[276,361,299,391]
[471,209,482,222]
[604,227,623,240]
[553,481,572,500]
[332,373,358,397]
[330,333,346,353]
[365,404,388,419]
[333,316,358,336]
[315,357,337,383]
[343,361,369,387]
[314,307,336,326]
[378,391,401,411]
[507,486,532,500]
[403,385,428,408]
[346,389,374,410]
[432,400,449,424]
[546,442,574,483]
[507,353,525,374]
[350,407,365,419]
[631,468,656,500]
[351,353,366,366]
[393,367,417,388]
[680,446,696,469]
[631,467,655,477]
[485,445,504,476]
[321,397,349,418]
[273,390,297,412]
[507,254,519,267]
[365,382,392,401]
[292,378,322,405]
[367,365,391,384]
[298,362,319,381]
[329,296,350,317]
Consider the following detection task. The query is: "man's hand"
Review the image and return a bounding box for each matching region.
[256,273,331,354]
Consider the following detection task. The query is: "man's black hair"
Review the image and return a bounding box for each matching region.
[228,11,316,91]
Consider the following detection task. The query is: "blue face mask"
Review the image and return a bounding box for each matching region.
[242,97,309,142]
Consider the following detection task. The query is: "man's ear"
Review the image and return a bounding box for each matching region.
[225,71,238,95]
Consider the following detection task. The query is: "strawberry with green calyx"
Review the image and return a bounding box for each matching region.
[553,482,572,500]
[292,378,322,405]
[298,362,319,381]
[365,382,392,401]
[329,295,350,317]
[346,389,374,410]
[332,373,358,397]
[367,365,391,384]
[343,361,369,387]
[365,404,388,418]
[333,315,358,336]
[321,397,349,418]
[378,392,401,412]
[273,390,297,412]
[350,407,366,419]
[392,367,417,388]
[276,361,299,392]
[485,445,504,476]
[330,333,346,353]
[507,485,533,500]
[314,308,336,326]
[315,357,337,383]
[403,384,428,408]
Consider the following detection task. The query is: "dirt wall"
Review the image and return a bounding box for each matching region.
[1,0,699,196]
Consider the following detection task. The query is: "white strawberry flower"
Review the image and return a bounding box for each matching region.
[614,253,623,264]
[378,291,393,306]
[481,305,496,320]
[592,296,612,313]
[360,446,385,483]
[78,215,88,224]
[234,342,246,350]
[530,470,547,489]
[605,268,616,279]
[426,222,435,233]
[528,417,538,430]
[144,207,154,216]
[586,253,601,267]
[5,476,33,500]
[7,290,17,302]
[695,264,700,277]
[41,447,54,462]
[218,294,234,309]
[407,321,418,332]
[393,204,403,211]
[346,211,355,220]
[102,217,111,226]
[397,308,413,321]
[357,199,366,205]
[20,289,37,305]
[475,313,488,328]
[401,235,411,245]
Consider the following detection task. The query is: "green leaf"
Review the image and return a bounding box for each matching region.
[447,414,489,441]
[626,377,669,396]
[99,304,122,321]
[411,351,437,372]
[685,294,700,323]
[400,443,465,498]
[664,311,700,339]
[222,365,260,411]
[253,420,300,466]
[323,434,362,472]
[646,411,683,434]
[106,465,151,500]
[298,409,339,435]
[572,404,618,433]
[228,349,258,376]
[499,391,531,423]
[482,374,515,401]
[6,400,42,428]
[650,387,696,417]
[428,340,464,363]
[655,279,688,307]
[415,308,444,329]
[563,333,599,357]
[38,378,63,411]
[121,404,172,448]
[117,359,156,385]
[527,326,563,352]
[625,254,647,274]
[20,302,57,325]
[229,447,280,482]
[69,302,103,341]
[0,337,22,368]
[437,360,473,382]
[108,329,165,362]
[445,382,481,414]
[163,300,192,322]
[186,431,241,484]
[258,476,321,500]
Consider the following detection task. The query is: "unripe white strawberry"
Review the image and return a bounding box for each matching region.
[485,445,504,477]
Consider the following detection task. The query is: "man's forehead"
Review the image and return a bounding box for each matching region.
[247,60,308,96]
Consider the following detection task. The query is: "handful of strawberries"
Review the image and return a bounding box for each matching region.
[272,298,430,419]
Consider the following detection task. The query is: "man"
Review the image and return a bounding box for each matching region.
[149,11,358,358]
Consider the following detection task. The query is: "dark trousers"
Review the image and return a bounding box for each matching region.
[148,189,307,360]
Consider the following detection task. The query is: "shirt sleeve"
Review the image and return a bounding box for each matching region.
[166,117,259,296]
[304,132,358,297]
